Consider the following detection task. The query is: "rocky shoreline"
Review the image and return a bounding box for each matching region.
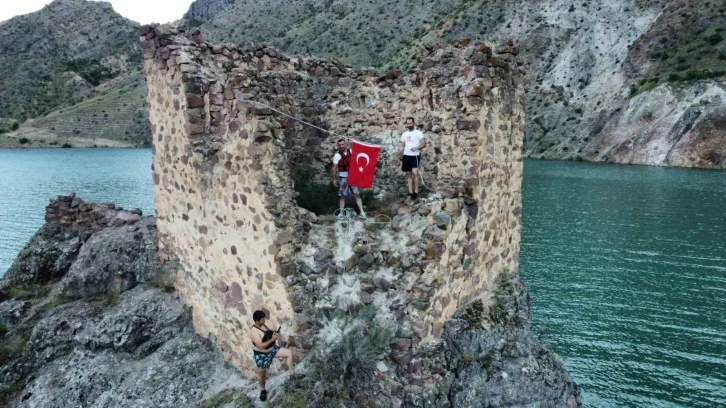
[1,195,580,407]
[0,194,252,407]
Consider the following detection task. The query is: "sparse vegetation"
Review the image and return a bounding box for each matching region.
[706,33,723,46]
[630,77,660,97]
[196,388,253,408]
[105,289,121,307]
[280,306,394,407]
[47,295,75,308]
[0,327,30,364]
[668,69,726,82]
[292,165,337,215]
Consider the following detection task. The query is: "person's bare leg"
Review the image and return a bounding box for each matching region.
[276,348,294,370]
[258,369,266,390]
[413,168,420,194]
[406,172,413,194]
[354,194,365,216]
[339,196,345,212]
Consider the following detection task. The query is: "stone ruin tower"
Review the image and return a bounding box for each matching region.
[141,24,528,379]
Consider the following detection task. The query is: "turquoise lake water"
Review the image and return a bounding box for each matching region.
[0,149,723,407]
[520,159,725,408]
[0,148,154,273]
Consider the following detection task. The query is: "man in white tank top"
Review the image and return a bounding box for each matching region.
[397,117,427,200]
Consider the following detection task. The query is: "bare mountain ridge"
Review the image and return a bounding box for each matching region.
[188,0,726,168]
[1,0,722,163]
[0,0,150,147]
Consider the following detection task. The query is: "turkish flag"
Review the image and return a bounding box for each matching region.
[347,140,381,189]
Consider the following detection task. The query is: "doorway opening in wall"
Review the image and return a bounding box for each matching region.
[291,165,379,217]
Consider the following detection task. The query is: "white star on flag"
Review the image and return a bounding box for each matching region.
[359,166,364,172]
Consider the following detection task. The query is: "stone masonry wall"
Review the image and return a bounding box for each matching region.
[142,24,525,375]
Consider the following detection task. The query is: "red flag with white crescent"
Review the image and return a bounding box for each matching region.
[347,140,381,189]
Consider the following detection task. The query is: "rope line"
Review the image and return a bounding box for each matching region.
[240,99,345,139]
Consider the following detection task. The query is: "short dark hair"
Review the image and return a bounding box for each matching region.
[253,310,266,322]
[337,138,345,144]
[406,117,415,123]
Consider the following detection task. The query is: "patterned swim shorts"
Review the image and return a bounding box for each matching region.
[338,176,360,197]
[254,345,280,369]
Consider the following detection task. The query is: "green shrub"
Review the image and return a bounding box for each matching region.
[706,33,723,45]
[47,295,75,308]
[668,69,725,82]
[196,388,252,408]
[61,143,72,148]
[0,328,30,364]
[64,59,116,86]
[11,122,19,131]
[18,137,30,145]
[292,165,336,215]
[280,306,393,407]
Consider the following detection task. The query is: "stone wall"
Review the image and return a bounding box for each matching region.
[142,24,525,375]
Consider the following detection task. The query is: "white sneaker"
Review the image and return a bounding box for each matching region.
[336,214,345,221]
[359,212,367,220]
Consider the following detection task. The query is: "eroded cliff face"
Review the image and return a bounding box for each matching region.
[142,25,580,406]
[185,0,725,169]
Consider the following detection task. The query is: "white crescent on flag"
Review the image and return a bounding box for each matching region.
[356,153,370,167]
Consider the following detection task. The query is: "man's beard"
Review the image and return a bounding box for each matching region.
[406,125,414,130]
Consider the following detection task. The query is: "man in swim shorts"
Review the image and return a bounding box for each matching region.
[331,138,366,220]
[250,310,294,401]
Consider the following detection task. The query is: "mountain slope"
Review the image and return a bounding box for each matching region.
[183,0,233,23]
[387,0,726,168]
[187,0,726,168]
[0,0,150,147]
[198,0,469,68]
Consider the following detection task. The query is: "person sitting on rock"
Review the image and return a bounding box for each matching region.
[331,138,366,220]
[397,117,426,201]
[250,310,294,401]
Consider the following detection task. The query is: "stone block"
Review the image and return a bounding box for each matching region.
[186,94,204,108]
[456,120,481,131]
[373,277,391,291]
[345,254,359,271]
[435,212,451,230]
[358,253,375,272]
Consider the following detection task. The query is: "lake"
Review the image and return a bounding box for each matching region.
[0,148,154,273]
[0,149,724,407]
[520,159,726,407]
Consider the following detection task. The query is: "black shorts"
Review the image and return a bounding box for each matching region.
[401,155,420,172]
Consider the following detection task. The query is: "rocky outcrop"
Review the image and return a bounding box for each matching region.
[416,274,580,407]
[0,195,252,407]
[184,0,233,23]
[60,217,164,298]
[2,222,83,287]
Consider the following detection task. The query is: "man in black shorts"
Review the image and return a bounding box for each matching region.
[397,117,426,200]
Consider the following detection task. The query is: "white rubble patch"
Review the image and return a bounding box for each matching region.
[334,218,364,266]
[372,291,397,326]
[299,225,330,270]
[328,273,361,311]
